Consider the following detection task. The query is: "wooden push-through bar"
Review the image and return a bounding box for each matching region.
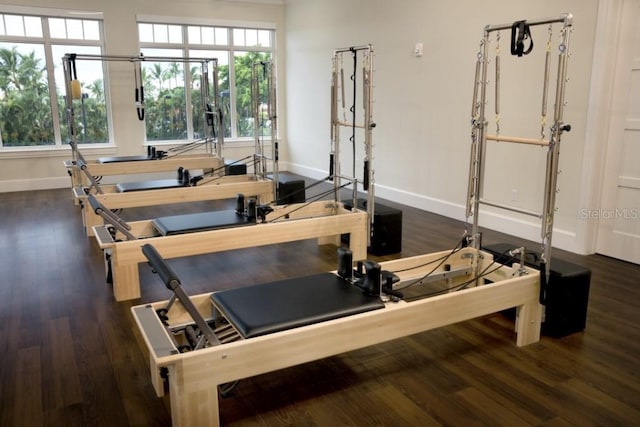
[485,134,550,147]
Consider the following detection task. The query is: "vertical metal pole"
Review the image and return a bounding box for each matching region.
[269,61,279,195]
[363,45,375,245]
[210,60,224,159]
[330,53,341,201]
[467,48,483,223]
[201,61,212,155]
[251,63,262,177]
[62,55,78,163]
[541,23,572,282]
[349,48,358,210]
[471,29,491,250]
[495,33,501,135]
[540,25,552,139]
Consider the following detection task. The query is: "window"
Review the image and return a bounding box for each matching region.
[0,11,106,148]
[138,21,274,142]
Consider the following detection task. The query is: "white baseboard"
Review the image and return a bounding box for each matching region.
[376,183,581,254]
[0,176,70,193]
[286,162,582,254]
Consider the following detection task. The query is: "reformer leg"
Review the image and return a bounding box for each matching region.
[168,363,220,427]
[113,263,141,301]
[348,222,368,261]
[317,214,367,261]
[515,293,542,346]
[83,205,102,237]
[150,353,164,397]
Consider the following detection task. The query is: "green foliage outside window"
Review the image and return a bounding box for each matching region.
[0,46,54,146]
[57,77,109,145]
[141,62,187,141]
[141,52,270,142]
[232,51,272,138]
[0,46,108,146]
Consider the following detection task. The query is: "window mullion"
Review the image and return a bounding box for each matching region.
[183,24,192,139]
[228,43,238,139]
[136,22,273,143]
[42,18,64,147]
[183,30,194,140]
[0,13,108,149]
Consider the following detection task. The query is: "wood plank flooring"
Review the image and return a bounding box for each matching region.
[0,183,638,426]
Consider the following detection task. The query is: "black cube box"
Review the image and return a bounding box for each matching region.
[482,243,591,338]
[225,160,247,175]
[343,198,402,256]
[274,173,305,205]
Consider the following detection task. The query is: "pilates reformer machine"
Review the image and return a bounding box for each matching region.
[74,160,275,237]
[90,190,368,301]
[63,53,225,190]
[128,15,574,424]
[131,242,541,426]
[69,58,281,237]
[89,48,376,301]
[87,51,373,299]
[80,47,373,239]
[90,46,375,299]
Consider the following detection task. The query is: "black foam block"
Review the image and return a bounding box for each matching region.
[343,198,402,256]
[482,243,591,337]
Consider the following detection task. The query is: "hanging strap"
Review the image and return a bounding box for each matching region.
[69,53,78,80]
[510,20,533,57]
[134,55,145,121]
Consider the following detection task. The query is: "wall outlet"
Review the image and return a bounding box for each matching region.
[511,189,518,201]
[414,42,423,57]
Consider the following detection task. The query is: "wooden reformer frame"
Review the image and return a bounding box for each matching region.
[64,150,223,192]
[74,173,275,237]
[131,246,542,426]
[94,200,368,301]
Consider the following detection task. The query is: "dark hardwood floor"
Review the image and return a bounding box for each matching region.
[0,182,639,426]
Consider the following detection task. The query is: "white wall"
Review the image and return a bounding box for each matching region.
[1,0,605,255]
[0,0,286,191]
[284,0,599,254]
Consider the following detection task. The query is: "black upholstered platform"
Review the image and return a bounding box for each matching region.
[116,179,185,193]
[97,155,152,163]
[152,210,253,236]
[210,273,385,338]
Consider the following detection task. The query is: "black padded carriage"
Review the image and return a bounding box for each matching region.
[116,179,186,193]
[142,245,384,344]
[152,210,254,236]
[97,155,152,163]
[210,272,385,338]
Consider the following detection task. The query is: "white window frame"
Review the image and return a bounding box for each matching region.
[0,6,107,152]
[137,16,275,143]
